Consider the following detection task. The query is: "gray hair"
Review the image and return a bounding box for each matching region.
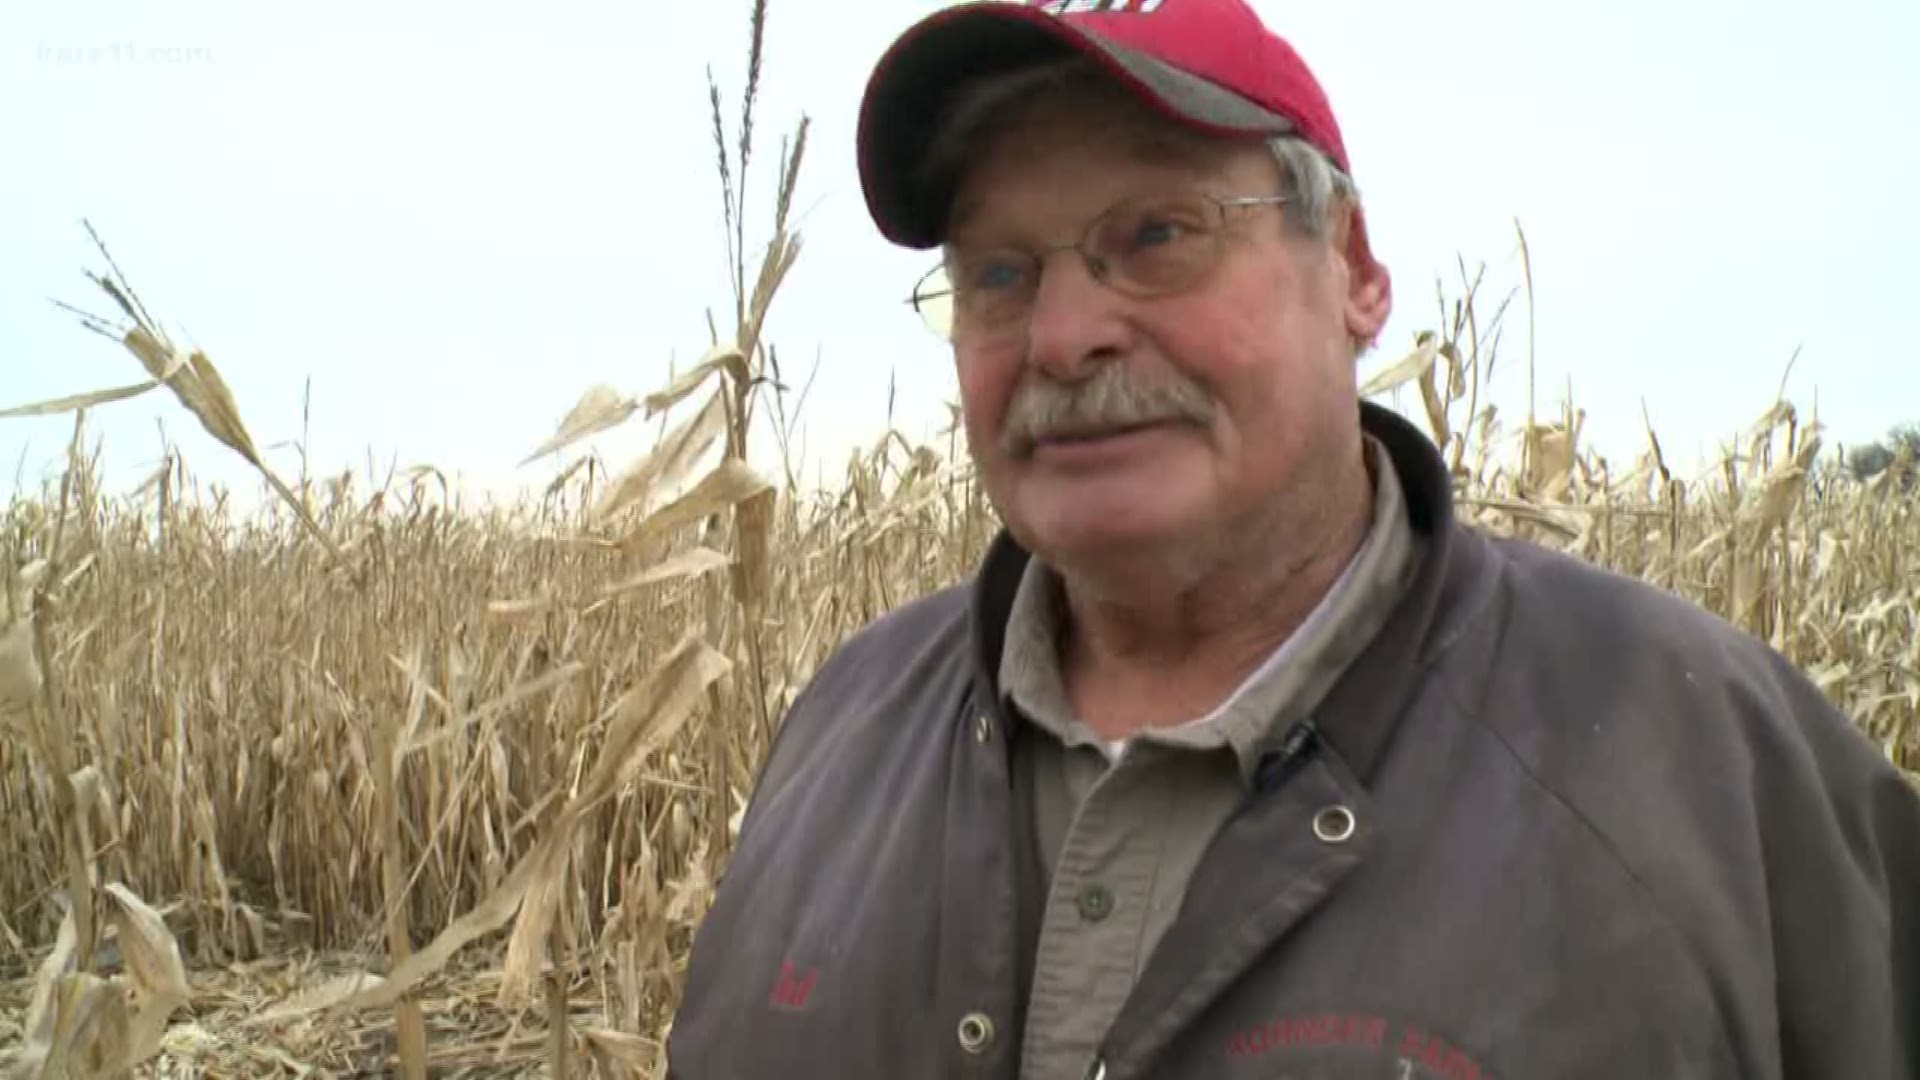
[1265,132,1358,244]
[920,53,1362,244]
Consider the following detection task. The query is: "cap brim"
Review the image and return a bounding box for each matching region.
[857,3,1298,250]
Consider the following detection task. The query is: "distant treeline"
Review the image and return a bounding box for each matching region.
[1848,423,1918,487]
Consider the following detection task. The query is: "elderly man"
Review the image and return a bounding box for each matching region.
[666,1,1920,1076]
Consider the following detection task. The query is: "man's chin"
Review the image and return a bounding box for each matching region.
[1010,498,1208,572]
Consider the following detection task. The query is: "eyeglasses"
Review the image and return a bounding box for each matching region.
[907,190,1291,342]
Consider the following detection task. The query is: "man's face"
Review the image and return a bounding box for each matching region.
[943,93,1392,577]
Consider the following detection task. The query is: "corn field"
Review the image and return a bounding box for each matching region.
[3,7,1916,1077]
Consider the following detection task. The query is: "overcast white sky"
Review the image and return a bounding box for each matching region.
[3,0,1914,509]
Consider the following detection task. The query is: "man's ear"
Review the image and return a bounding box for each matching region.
[1335,201,1392,353]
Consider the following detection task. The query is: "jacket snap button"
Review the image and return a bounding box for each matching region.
[1084,1057,1108,1080]
[1077,883,1114,922]
[1313,805,1357,844]
[958,1012,996,1055]
[974,714,993,744]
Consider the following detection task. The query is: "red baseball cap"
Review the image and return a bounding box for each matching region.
[857,0,1364,253]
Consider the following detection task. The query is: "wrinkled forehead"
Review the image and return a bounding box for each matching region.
[939,73,1259,238]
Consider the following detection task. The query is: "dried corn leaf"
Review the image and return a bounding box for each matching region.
[582,1027,657,1078]
[1743,400,1796,466]
[1744,434,1822,535]
[521,384,640,465]
[0,614,41,717]
[248,973,387,1026]
[484,595,552,623]
[1740,465,1809,538]
[324,844,545,1015]
[119,326,189,382]
[16,559,49,591]
[113,987,188,1075]
[1686,527,1732,564]
[497,635,729,1009]
[18,972,129,1080]
[602,546,731,599]
[1417,354,1451,452]
[101,884,188,1008]
[612,459,773,553]
[496,829,572,1013]
[580,636,730,814]
[181,350,260,464]
[0,380,163,419]
[1524,423,1579,497]
[403,661,586,755]
[593,390,728,523]
[22,907,79,1048]
[1440,340,1467,401]
[69,766,101,812]
[121,330,260,466]
[542,454,594,499]
[55,555,97,597]
[643,345,746,417]
[1360,334,1438,399]
[108,316,349,568]
[664,840,713,929]
[736,485,776,608]
[1808,662,1853,697]
[155,1023,221,1062]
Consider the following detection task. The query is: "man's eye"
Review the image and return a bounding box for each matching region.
[1128,213,1190,249]
[965,260,1027,291]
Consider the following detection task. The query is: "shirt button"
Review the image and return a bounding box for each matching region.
[1077,883,1114,922]
[958,1011,996,1055]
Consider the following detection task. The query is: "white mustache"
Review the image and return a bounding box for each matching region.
[999,364,1216,457]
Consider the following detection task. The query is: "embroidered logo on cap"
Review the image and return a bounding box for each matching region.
[1040,0,1168,14]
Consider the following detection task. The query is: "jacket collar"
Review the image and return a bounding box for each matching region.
[967,401,1487,784]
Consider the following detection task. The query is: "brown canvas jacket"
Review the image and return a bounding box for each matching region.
[666,402,1920,1079]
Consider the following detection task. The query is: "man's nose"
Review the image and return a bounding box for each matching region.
[1023,254,1133,382]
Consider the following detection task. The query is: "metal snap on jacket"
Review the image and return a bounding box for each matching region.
[1313,805,1357,844]
[957,1012,996,1055]
[1077,883,1114,922]
[974,713,993,743]
[1084,1057,1107,1080]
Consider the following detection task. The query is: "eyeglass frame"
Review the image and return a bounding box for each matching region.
[904,190,1293,342]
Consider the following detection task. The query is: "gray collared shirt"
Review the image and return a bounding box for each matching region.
[999,434,1423,1080]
